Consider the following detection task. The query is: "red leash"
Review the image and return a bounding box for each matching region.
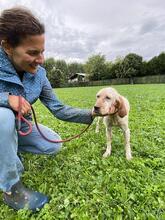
[17,96,32,136]
[17,96,92,143]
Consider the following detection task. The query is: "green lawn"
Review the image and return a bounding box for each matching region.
[0,84,165,220]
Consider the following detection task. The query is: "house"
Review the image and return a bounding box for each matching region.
[68,73,88,82]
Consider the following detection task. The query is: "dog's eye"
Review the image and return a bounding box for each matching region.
[105,96,111,100]
[96,95,100,98]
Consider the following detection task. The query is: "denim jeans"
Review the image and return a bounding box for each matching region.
[0,107,62,192]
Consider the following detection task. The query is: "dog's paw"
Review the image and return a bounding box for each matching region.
[103,151,111,158]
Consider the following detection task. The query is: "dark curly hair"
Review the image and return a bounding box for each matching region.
[0,7,45,47]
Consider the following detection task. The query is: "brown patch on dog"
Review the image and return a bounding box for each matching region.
[115,96,127,118]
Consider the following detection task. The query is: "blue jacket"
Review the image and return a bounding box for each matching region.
[0,47,93,124]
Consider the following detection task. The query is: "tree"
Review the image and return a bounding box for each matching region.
[54,60,69,82]
[147,53,165,76]
[43,58,67,87]
[84,54,107,80]
[111,56,124,79]
[68,62,84,76]
[103,61,116,79]
[43,58,56,75]
[147,56,158,76]
[115,53,143,81]
[140,61,148,76]
[157,52,165,75]
[49,67,64,88]
[43,58,56,85]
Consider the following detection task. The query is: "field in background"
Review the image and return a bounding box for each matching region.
[0,84,165,219]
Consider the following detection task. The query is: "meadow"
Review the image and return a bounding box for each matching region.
[0,84,165,220]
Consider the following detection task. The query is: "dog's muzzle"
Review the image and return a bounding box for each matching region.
[93,106,100,114]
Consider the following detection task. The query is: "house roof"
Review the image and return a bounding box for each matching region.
[70,73,86,80]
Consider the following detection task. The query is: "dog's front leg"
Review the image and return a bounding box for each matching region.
[95,117,101,133]
[122,126,132,160]
[103,126,112,158]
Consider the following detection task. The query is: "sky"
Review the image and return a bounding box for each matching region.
[0,0,164,63]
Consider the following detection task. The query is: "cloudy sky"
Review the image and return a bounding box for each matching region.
[0,0,164,63]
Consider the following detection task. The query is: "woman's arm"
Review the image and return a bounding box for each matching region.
[39,77,93,125]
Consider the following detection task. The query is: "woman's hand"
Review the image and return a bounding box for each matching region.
[8,95,31,115]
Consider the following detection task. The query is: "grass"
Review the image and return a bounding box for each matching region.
[0,84,165,220]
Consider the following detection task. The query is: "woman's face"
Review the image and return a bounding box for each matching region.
[6,34,45,74]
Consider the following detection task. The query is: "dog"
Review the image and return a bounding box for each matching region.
[93,87,132,160]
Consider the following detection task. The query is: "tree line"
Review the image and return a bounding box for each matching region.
[43,52,165,87]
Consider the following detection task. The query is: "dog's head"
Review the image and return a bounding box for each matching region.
[93,87,127,117]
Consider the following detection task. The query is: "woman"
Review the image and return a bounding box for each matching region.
[0,7,94,211]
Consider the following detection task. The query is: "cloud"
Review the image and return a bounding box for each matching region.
[0,0,165,62]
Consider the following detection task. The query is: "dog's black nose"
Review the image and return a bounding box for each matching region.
[94,106,100,113]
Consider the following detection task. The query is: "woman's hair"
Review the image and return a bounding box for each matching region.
[0,7,45,47]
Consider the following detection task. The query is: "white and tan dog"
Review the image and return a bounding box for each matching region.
[93,87,132,160]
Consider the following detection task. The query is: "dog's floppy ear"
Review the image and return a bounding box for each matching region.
[115,96,127,118]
